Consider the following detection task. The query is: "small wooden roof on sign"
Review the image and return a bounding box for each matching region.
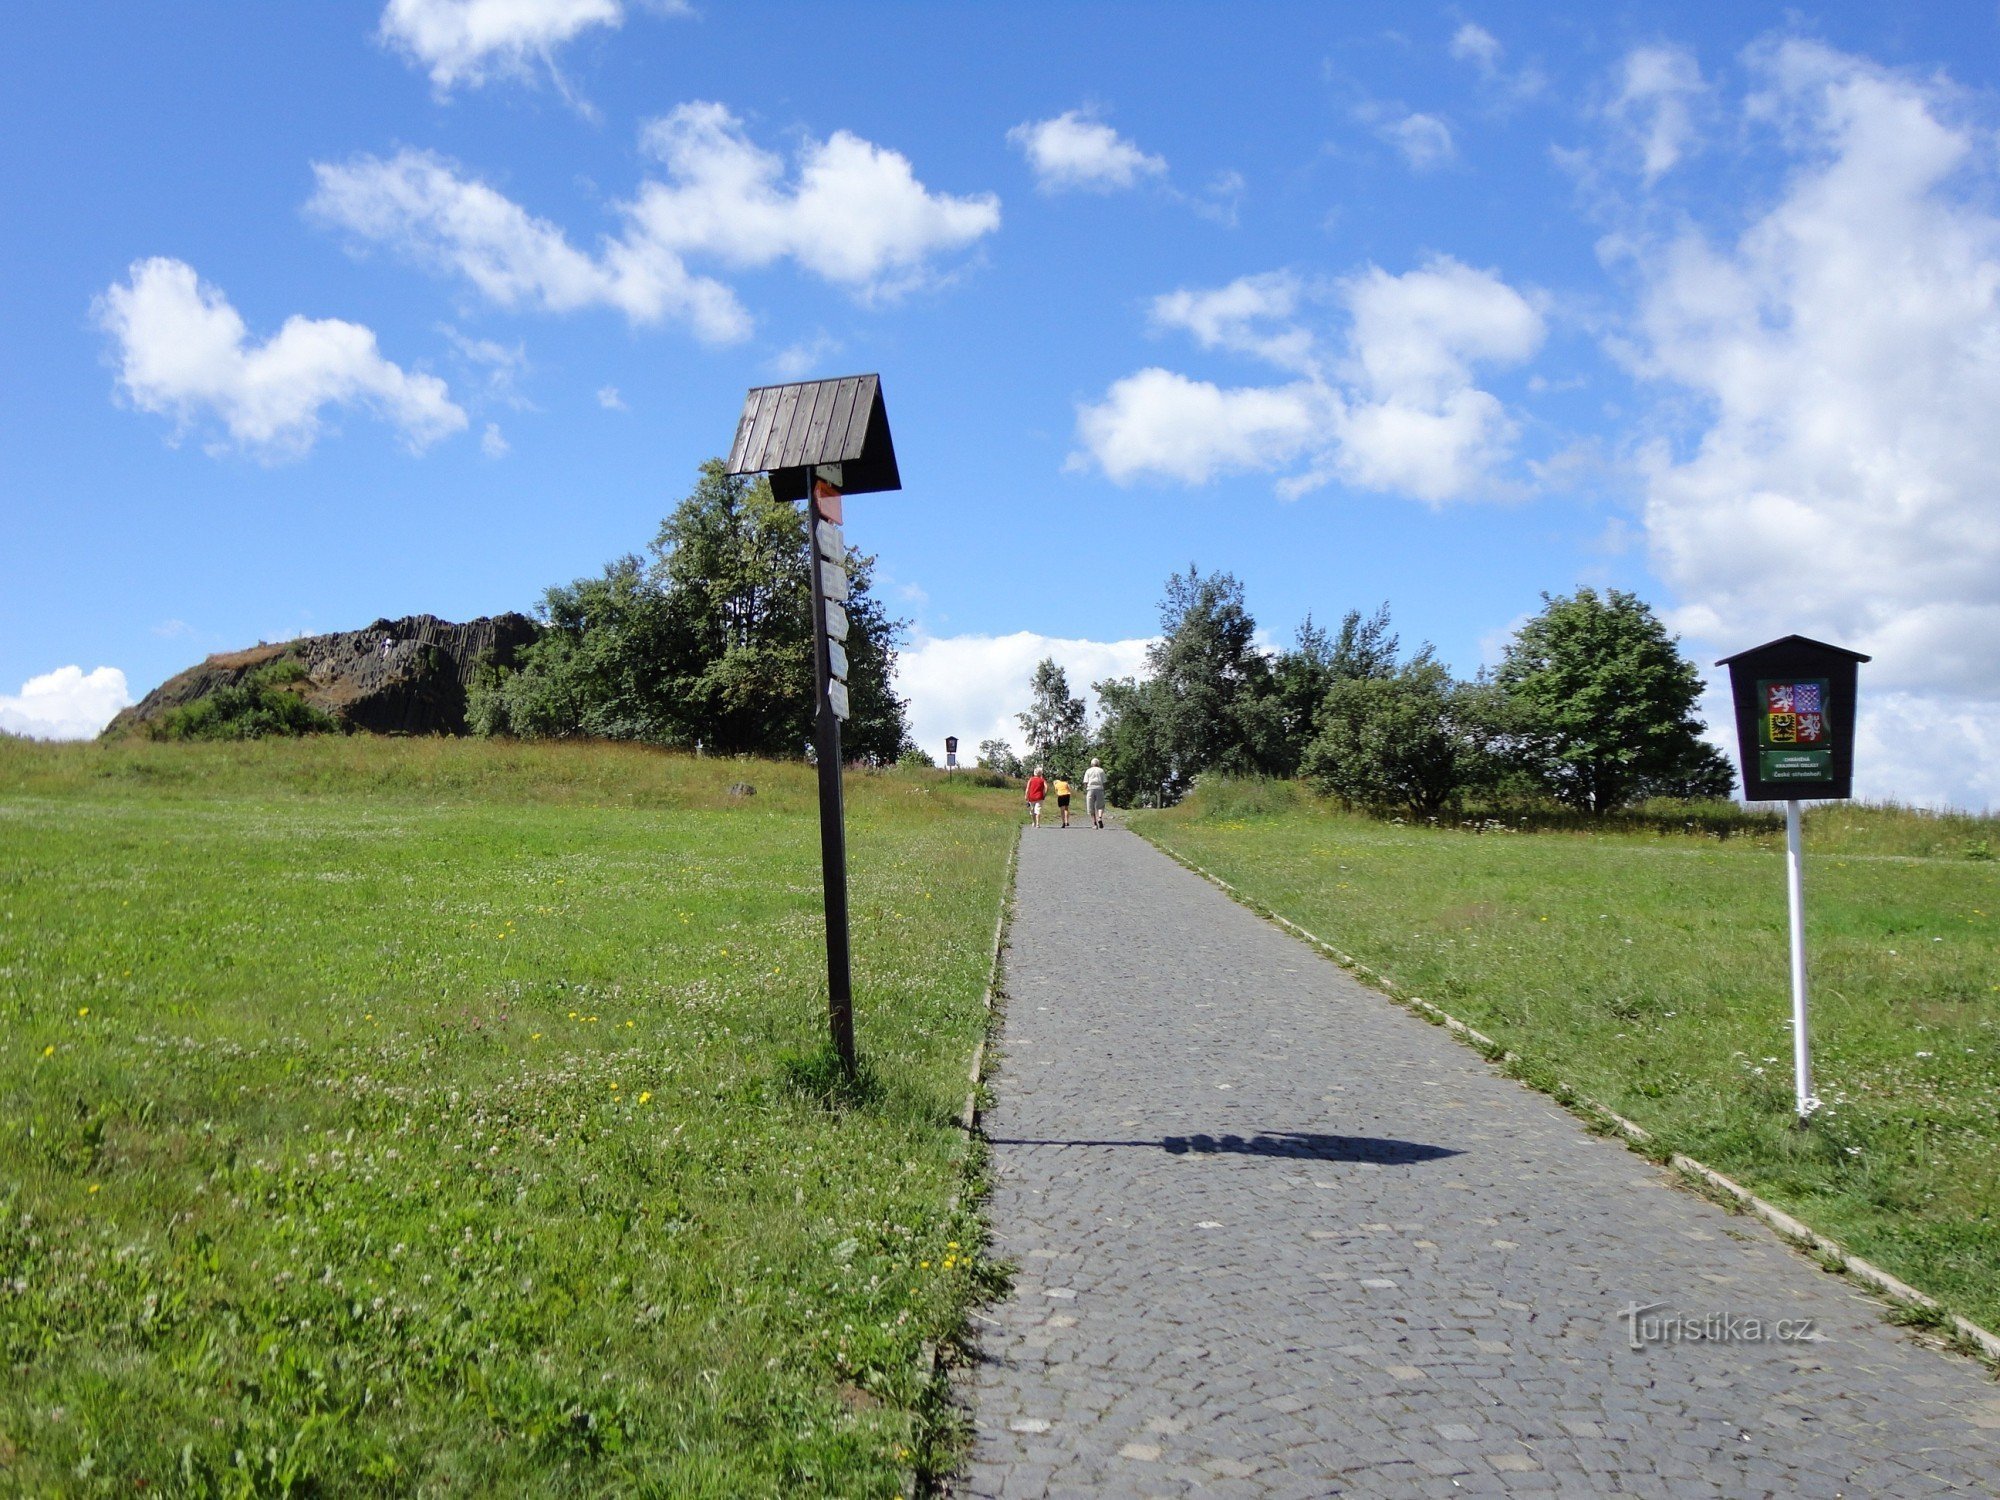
[724,374,901,500]
[1716,633,1871,666]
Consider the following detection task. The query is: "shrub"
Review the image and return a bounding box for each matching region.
[154,657,339,741]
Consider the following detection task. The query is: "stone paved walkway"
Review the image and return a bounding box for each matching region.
[957,823,2000,1497]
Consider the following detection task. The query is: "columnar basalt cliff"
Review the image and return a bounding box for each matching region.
[103,613,539,738]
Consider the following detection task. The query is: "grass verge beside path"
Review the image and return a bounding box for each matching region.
[1132,785,2000,1342]
[0,736,1017,1495]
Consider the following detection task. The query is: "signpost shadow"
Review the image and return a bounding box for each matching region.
[986,1131,1462,1165]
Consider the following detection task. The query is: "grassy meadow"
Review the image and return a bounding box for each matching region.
[0,736,1018,1495]
[1134,782,2000,1339]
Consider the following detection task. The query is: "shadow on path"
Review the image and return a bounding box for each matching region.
[986,1131,1462,1165]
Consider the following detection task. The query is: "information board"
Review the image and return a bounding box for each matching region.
[1757,678,1833,785]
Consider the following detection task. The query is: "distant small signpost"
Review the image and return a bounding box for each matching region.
[1719,635,1871,1122]
[725,375,901,1074]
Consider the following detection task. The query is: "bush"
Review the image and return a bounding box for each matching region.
[154,658,340,741]
[1301,657,1497,817]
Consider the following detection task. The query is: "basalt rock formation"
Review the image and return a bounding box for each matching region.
[103,613,539,738]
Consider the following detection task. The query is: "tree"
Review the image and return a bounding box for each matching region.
[1328,602,1400,682]
[1493,588,1734,813]
[1016,658,1090,773]
[472,460,912,759]
[1301,654,1497,817]
[1090,674,1172,806]
[976,738,1024,777]
[1268,604,1401,776]
[1148,566,1279,790]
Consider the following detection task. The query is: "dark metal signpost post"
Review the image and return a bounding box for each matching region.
[724,375,901,1074]
[1719,634,1870,1122]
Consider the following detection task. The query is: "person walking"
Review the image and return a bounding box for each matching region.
[1083,757,1108,829]
[1052,774,1073,828]
[1024,766,1047,828]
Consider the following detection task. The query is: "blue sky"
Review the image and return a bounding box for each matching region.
[5,3,1999,807]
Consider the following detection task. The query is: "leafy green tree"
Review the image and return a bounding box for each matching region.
[471,556,678,741]
[1016,657,1090,773]
[1090,674,1172,806]
[975,738,1024,777]
[1267,604,1401,776]
[1493,587,1733,813]
[1149,566,1279,790]
[1301,654,1497,816]
[1328,602,1400,681]
[472,461,911,759]
[1086,567,1288,803]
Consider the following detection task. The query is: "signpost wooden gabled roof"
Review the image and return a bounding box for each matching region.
[724,373,901,501]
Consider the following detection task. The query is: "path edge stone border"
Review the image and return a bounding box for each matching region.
[1138,827,2000,1372]
[910,825,1020,1500]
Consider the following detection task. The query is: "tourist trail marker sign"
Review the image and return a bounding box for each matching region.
[725,375,901,1073]
[1718,635,1871,1121]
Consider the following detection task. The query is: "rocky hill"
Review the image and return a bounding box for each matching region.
[104,613,539,738]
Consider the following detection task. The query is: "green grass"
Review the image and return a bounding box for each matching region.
[1133,782,2000,1339]
[0,735,1017,1495]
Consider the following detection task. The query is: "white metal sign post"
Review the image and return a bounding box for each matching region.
[1718,636,1869,1123]
[1783,799,1813,1116]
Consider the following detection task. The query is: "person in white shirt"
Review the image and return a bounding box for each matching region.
[1083,758,1109,829]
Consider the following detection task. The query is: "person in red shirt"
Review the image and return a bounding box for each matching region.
[1024,767,1047,827]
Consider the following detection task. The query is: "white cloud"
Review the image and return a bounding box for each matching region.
[310,109,999,336]
[1619,40,2000,810]
[630,103,1002,295]
[1075,258,1543,500]
[1450,23,1503,75]
[1008,110,1167,193]
[895,630,1156,765]
[1336,257,1544,497]
[1353,99,1457,172]
[1610,44,1706,181]
[1448,21,1545,101]
[94,257,466,458]
[1383,111,1456,171]
[772,330,842,379]
[0,666,131,741]
[480,421,510,456]
[1151,271,1315,372]
[441,326,531,407]
[596,384,627,410]
[378,0,628,91]
[1073,368,1334,486]
[308,150,751,342]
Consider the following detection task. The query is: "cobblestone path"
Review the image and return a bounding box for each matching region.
[958,823,2000,1497]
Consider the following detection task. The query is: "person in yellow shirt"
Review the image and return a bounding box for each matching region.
[1052,775,1073,828]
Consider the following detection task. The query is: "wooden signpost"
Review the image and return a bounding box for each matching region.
[725,376,901,1074]
[1718,635,1871,1121]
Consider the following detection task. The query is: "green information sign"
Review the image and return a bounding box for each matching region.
[1761,749,1832,781]
[1756,678,1833,784]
